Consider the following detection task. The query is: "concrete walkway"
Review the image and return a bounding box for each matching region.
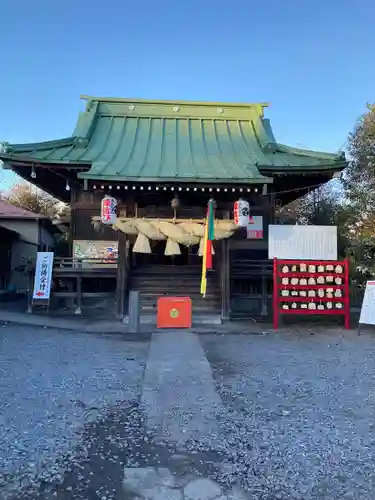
[129,330,249,499]
[141,331,223,443]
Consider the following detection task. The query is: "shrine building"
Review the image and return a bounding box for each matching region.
[0,95,347,321]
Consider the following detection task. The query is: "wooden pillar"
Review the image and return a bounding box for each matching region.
[261,261,268,318]
[220,239,230,321]
[116,232,128,319]
[27,269,34,313]
[75,275,82,315]
[269,193,276,224]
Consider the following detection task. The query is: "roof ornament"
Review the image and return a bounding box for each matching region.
[208,197,217,209]
[74,136,89,148]
[262,142,278,153]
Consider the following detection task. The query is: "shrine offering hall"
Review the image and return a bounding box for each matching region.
[0,96,347,321]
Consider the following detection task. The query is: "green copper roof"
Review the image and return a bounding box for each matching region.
[0,96,347,184]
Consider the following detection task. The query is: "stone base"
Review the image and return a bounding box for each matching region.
[122,314,222,326]
[123,466,249,499]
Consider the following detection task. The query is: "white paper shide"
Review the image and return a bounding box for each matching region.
[32,252,54,300]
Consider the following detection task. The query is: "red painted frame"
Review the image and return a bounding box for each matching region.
[273,258,350,330]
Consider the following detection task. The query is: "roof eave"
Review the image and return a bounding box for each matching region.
[80,94,270,109]
[0,154,91,167]
[77,172,274,184]
[2,137,76,154]
[0,215,46,220]
[259,161,348,172]
[263,142,346,161]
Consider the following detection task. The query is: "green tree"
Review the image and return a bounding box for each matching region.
[338,104,375,288]
[346,103,375,227]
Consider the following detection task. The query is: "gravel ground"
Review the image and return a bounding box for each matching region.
[0,324,149,498]
[4,324,375,500]
[201,330,375,500]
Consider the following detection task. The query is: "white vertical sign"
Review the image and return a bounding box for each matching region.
[33,252,54,300]
[247,216,263,239]
[359,281,375,326]
[268,225,338,260]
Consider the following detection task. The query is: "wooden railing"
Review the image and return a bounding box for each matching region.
[48,257,119,315]
[54,257,118,269]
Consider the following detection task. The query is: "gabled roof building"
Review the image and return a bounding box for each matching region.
[0,96,347,320]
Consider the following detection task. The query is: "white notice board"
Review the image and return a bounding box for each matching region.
[268,225,338,260]
[359,281,375,326]
[32,252,54,301]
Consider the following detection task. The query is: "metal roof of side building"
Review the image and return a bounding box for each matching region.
[0,96,347,184]
[0,200,46,219]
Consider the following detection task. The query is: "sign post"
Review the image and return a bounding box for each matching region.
[32,252,54,308]
[358,281,375,335]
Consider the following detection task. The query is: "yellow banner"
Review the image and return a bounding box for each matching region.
[200,218,208,297]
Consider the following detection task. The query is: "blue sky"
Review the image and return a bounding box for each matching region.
[0,0,374,187]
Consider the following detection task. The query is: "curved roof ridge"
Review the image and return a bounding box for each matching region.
[4,137,75,154]
[269,142,345,160]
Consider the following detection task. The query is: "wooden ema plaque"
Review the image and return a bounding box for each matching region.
[273,258,350,330]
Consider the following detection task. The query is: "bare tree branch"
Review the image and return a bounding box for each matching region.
[3,182,65,218]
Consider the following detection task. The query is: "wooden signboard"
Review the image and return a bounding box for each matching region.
[268,225,338,261]
[358,281,375,334]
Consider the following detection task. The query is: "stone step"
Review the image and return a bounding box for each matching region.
[131,265,221,315]
[132,282,216,288]
[140,304,220,313]
[123,313,222,325]
[132,266,203,276]
[132,281,204,287]
[138,293,218,299]
[133,286,217,293]
[139,291,219,299]
[140,301,220,311]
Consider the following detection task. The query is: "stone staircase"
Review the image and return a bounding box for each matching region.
[129,265,221,317]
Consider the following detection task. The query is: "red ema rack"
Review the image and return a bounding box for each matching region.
[273,258,350,330]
